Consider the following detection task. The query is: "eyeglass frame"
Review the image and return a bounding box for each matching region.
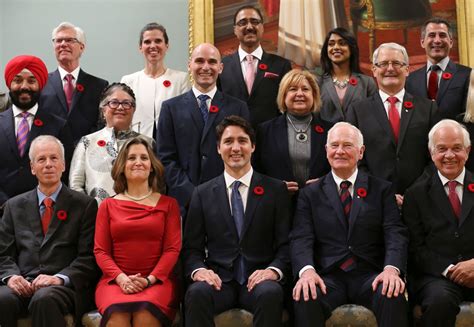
[235,18,262,27]
[52,37,81,45]
[373,61,407,69]
[105,100,135,110]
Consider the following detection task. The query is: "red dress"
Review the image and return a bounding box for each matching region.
[94,196,181,324]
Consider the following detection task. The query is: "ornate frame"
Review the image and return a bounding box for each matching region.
[189,0,474,66]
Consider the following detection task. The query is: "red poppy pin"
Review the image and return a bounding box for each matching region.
[442,72,452,80]
[76,84,84,92]
[403,101,414,109]
[33,118,44,127]
[209,105,219,113]
[253,186,264,195]
[97,140,106,147]
[258,63,268,70]
[314,125,324,133]
[468,184,474,192]
[349,77,358,86]
[163,80,171,87]
[57,210,67,221]
[356,187,367,198]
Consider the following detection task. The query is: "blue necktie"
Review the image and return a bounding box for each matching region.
[197,94,209,123]
[231,181,246,284]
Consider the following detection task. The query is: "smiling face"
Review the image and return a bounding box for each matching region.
[421,23,453,64]
[9,69,41,110]
[327,33,351,66]
[284,79,314,116]
[30,140,65,190]
[372,47,409,95]
[139,29,169,65]
[189,43,223,93]
[326,125,364,179]
[124,144,152,183]
[233,8,264,52]
[103,89,135,130]
[218,125,255,177]
[53,27,84,70]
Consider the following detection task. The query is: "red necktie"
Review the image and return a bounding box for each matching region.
[41,197,54,235]
[64,74,74,111]
[427,65,439,100]
[340,181,352,218]
[387,96,400,143]
[245,55,256,95]
[447,181,461,220]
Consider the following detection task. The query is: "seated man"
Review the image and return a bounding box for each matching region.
[183,115,290,327]
[403,119,474,327]
[291,122,409,327]
[0,135,98,327]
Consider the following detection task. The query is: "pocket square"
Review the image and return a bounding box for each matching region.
[264,72,279,78]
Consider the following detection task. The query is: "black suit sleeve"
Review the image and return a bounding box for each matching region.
[0,201,21,281]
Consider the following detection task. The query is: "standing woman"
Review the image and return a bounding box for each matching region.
[121,22,190,138]
[94,136,181,327]
[319,27,377,123]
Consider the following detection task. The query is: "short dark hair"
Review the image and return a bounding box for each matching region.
[139,22,169,46]
[320,27,361,75]
[421,17,453,39]
[216,115,256,145]
[233,5,264,25]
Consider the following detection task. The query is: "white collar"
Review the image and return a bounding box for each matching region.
[238,45,263,62]
[192,86,217,100]
[438,168,465,186]
[427,57,450,72]
[332,169,358,189]
[58,66,80,81]
[12,104,38,117]
[379,89,406,104]
[224,167,254,189]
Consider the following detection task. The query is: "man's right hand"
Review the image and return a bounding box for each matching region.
[7,275,34,297]
[193,269,222,290]
[292,269,326,301]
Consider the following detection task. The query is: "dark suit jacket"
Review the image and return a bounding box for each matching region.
[403,171,474,284]
[318,73,378,123]
[346,91,438,194]
[0,185,98,320]
[0,108,73,206]
[156,89,249,216]
[218,51,292,128]
[39,69,108,144]
[183,171,290,282]
[254,112,332,184]
[290,172,408,276]
[406,60,471,120]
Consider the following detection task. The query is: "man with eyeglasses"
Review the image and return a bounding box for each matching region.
[346,42,438,207]
[406,17,471,120]
[39,21,108,144]
[218,5,292,128]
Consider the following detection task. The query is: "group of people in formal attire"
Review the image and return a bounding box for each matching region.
[0,4,473,327]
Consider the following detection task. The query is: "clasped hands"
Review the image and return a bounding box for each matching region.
[448,259,474,287]
[7,274,63,297]
[116,273,153,294]
[193,268,278,291]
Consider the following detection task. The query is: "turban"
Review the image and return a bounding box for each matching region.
[4,55,48,90]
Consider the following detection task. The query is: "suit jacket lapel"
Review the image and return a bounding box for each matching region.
[0,110,20,157]
[51,70,68,113]
[322,174,348,233]
[42,186,72,247]
[202,91,223,141]
[342,75,358,111]
[231,52,248,98]
[241,173,263,240]
[397,93,415,153]
[308,114,326,173]
[460,171,474,226]
[185,91,205,132]
[372,95,396,146]
[250,52,267,96]
[213,176,238,238]
[275,116,293,178]
[70,69,85,111]
[24,190,44,247]
[437,60,457,103]
[323,75,343,113]
[348,173,368,238]
[429,173,458,224]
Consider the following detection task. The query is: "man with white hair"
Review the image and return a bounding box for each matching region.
[347,42,438,207]
[403,119,474,327]
[39,21,108,144]
[291,122,409,327]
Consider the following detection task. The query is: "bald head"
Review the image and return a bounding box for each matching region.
[189,43,223,92]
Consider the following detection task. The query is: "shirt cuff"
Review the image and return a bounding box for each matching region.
[442,264,455,277]
[267,266,283,281]
[55,274,70,287]
[299,265,315,278]
[1,275,13,284]
[191,268,206,281]
[384,265,400,275]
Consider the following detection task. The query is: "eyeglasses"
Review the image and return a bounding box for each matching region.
[52,37,80,45]
[373,61,406,69]
[235,18,262,27]
[105,100,135,110]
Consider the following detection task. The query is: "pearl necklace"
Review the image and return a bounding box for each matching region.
[124,189,153,201]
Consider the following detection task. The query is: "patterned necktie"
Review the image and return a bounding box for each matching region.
[231,181,246,284]
[387,96,400,143]
[427,65,439,100]
[447,181,461,220]
[197,94,209,123]
[16,112,30,157]
[64,74,74,111]
[245,54,256,94]
[340,180,352,218]
[41,197,54,235]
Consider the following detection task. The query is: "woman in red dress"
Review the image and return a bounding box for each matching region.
[94,136,181,327]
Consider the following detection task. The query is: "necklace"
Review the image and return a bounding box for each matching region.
[333,77,349,89]
[124,188,153,201]
[287,115,313,142]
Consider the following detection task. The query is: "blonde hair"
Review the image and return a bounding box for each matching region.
[276,69,321,113]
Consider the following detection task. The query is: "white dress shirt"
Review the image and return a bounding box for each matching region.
[238,45,263,78]
[192,85,217,111]
[426,56,450,88]
[379,89,405,118]
[13,104,37,134]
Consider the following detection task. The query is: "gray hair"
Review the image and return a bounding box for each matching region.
[372,42,409,66]
[29,135,65,162]
[52,22,86,45]
[327,122,364,148]
[428,119,471,153]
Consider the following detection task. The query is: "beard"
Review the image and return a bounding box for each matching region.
[9,89,40,110]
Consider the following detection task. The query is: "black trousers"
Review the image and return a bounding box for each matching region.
[0,285,75,327]
[294,268,408,327]
[185,279,284,327]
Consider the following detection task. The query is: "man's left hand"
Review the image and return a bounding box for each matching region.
[448,259,474,287]
[371,267,404,298]
[247,269,278,291]
[31,274,64,291]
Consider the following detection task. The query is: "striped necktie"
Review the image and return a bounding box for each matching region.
[16,112,30,157]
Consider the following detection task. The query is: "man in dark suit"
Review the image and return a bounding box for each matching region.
[406,17,471,120]
[0,55,73,208]
[0,135,98,327]
[403,119,474,327]
[156,43,249,216]
[39,22,108,144]
[217,5,292,128]
[183,115,290,327]
[347,42,438,207]
[291,122,408,327]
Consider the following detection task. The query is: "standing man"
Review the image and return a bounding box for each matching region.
[39,22,108,144]
[183,115,290,327]
[0,135,98,327]
[403,120,474,327]
[156,43,249,216]
[0,55,72,208]
[406,17,471,120]
[218,5,292,128]
[291,122,408,327]
[347,42,438,206]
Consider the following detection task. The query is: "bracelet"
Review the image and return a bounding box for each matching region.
[145,277,152,288]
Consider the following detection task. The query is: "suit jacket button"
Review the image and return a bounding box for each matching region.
[454,232,459,238]
[458,254,463,260]
[348,246,352,251]
[202,155,207,160]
